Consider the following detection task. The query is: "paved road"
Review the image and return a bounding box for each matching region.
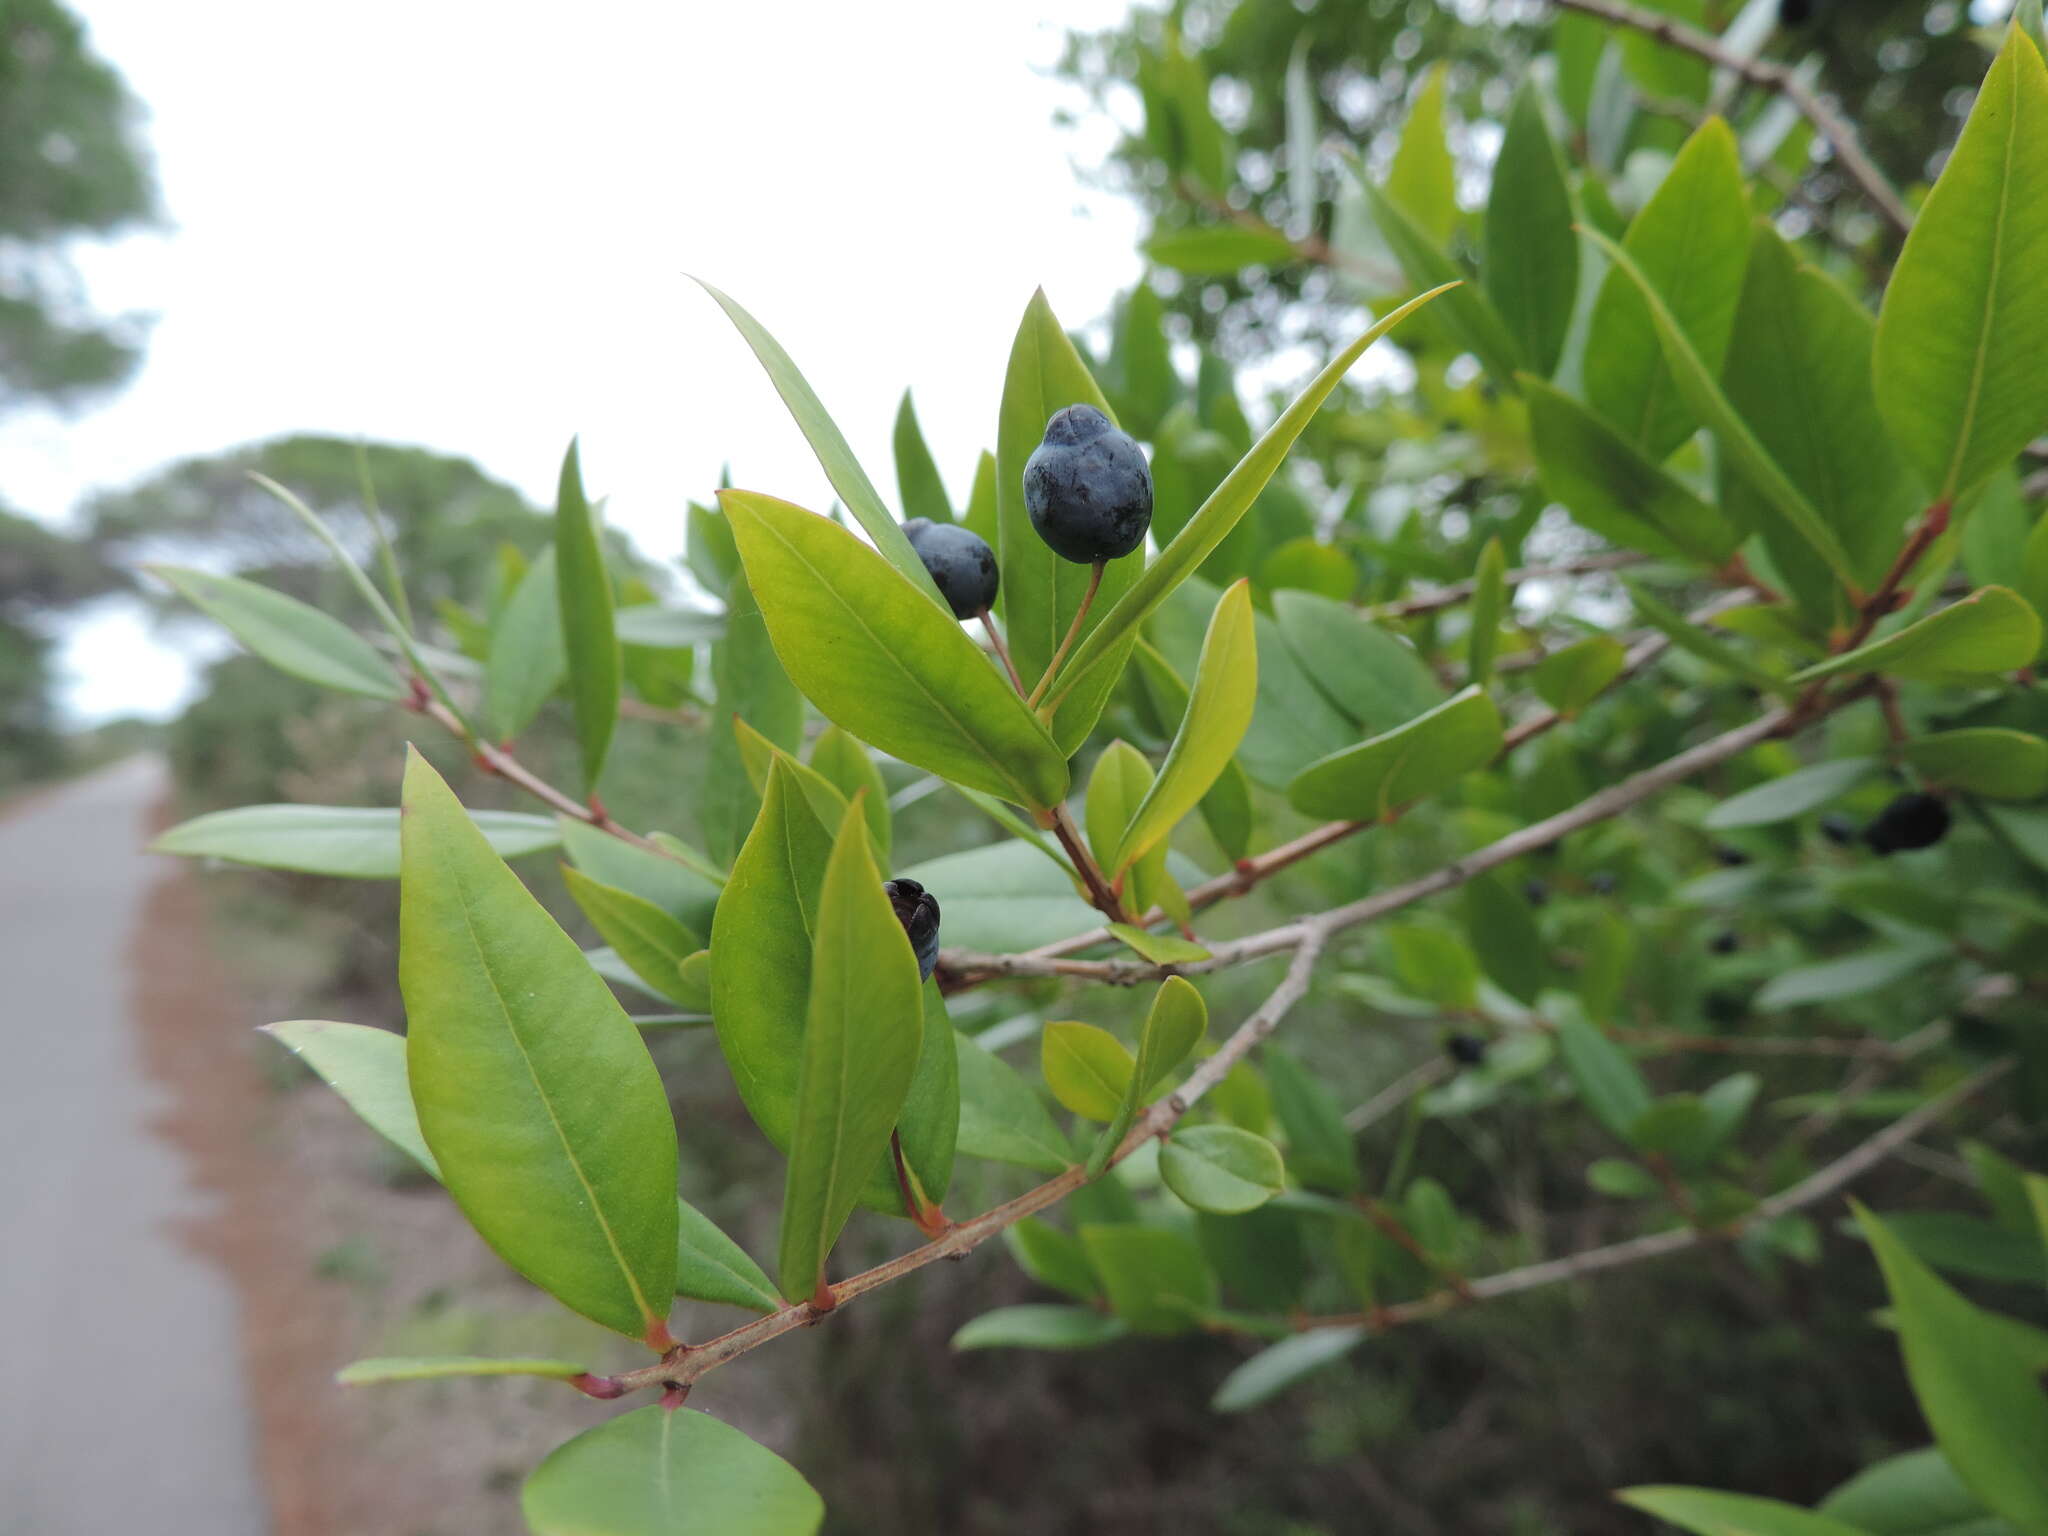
[0,758,267,1535]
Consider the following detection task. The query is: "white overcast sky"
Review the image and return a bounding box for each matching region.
[12,1,1146,720]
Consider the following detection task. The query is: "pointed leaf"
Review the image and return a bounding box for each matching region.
[1616,1488,1873,1536]
[1553,997,1652,1140]
[1271,590,1443,732]
[149,566,404,700]
[563,868,699,1007]
[776,797,924,1300]
[951,1306,1127,1352]
[893,389,951,524]
[1532,635,1628,716]
[1361,176,1524,385]
[522,1407,823,1536]
[553,442,620,790]
[1079,1224,1217,1335]
[1089,977,1209,1176]
[1387,64,1457,243]
[699,570,803,867]
[1704,758,1881,829]
[1903,728,2048,800]
[675,1197,778,1313]
[1211,1326,1367,1412]
[955,1031,1073,1174]
[1042,1021,1135,1124]
[809,725,891,861]
[721,490,1068,810]
[696,279,945,609]
[1111,580,1257,873]
[1288,686,1505,821]
[1485,81,1579,379]
[1006,1218,1100,1301]
[485,548,566,741]
[1623,576,1790,694]
[337,1356,588,1386]
[399,751,676,1341]
[1875,29,2048,503]
[262,1020,439,1177]
[1264,1046,1359,1194]
[1468,538,1507,686]
[155,803,558,880]
[559,819,721,930]
[1143,225,1298,273]
[1045,286,1455,718]
[1583,118,1752,460]
[1790,587,2042,683]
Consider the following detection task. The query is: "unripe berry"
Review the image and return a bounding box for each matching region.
[903,518,999,621]
[883,877,942,981]
[1022,404,1152,564]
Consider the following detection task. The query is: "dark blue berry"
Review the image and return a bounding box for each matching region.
[1022,404,1152,564]
[884,877,941,981]
[1864,792,1950,856]
[1713,846,1751,868]
[1522,878,1550,907]
[1446,1033,1488,1067]
[1709,931,1739,955]
[903,518,999,621]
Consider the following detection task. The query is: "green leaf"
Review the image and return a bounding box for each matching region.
[700,570,803,868]
[1875,28,2048,503]
[1857,1202,2048,1531]
[809,725,891,861]
[261,1020,439,1177]
[1111,580,1257,874]
[1042,1021,1135,1124]
[554,441,621,792]
[1005,1219,1099,1301]
[994,289,1143,754]
[1904,729,2048,800]
[1143,225,1299,274]
[1088,977,1209,1176]
[563,868,699,1008]
[1387,63,1457,244]
[674,1197,779,1313]
[1485,80,1579,379]
[1789,588,2042,683]
[892,389,951,524]
[484,547,565,742]
[1724,223,1919,608]
[1468,538,1507,687]
[1210,1326,1367,1412]
[560,820,721,931]
[522,1406,823,1536]
[613,604,724,649]
[1704,758,1882,829]
[1864,1212,2047,1287]
[1820,1445,2005,1536]
[1078,1224,1217,1335]
[956,1032,1073,1174]
[1265,1046,1360,1194]
[1623,578,1792,695]
[337,1356,587,1386]
[695,279,945,609]
[1288,686,1505,822]
[154,803,559,880]
[1273,591,1444,732]
[776,797,925,1301]
[1588,1159,1661,1199]
[721,490,1068,811]
[1756,940,1950,1011]
[1583,226,1858,589]
[1553,998,1652,1140]
[1524,380,1741,564]
[951,1305,1127,1352]
[1582,117,1752,460]
[1046,285,1455,717]
[1160,1125,1285,1214]
[1360,175,1525,386]
[1616,1487,1874,1536]
[1258,536,1356,600]
[148,565,404,700]
[896,839,1096,952]
[1532,634,1627,716]
[1108,925,1212,965]
[399,751,676,1342]
[1463,872,1546,1004]
[1085,739,1165,900]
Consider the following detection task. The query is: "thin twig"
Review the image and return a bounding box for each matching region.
[1551,0,1913,236]
[1360,552,1645,622]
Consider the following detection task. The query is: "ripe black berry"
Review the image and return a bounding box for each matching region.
[1523,878,1550,907]
[1863,792,1951,856]
[1713,846,1751,868]
[1446,1033,1488,1067]
[1709,931,1739,956]
[1022,404,1152,564]
[1819,813,1857,847]
[883,878,942,981]
[903,518,999,620]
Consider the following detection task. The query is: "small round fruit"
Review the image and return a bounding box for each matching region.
[1709,931,1739,956]
[883,877,942,981]
[1523,878,1550,907]
[1713,846,1751,868]
[1863,792,1950,856]
[1022,404,1152,564]
[1446,1033,1488,1067]
[903,518,998,621]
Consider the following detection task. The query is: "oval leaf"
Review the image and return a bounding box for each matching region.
[337,1356,586,1386]
[1790,587,2042,683]
[1485,80,1579,379]
[554,441,621,791]
[1042,1021,1135,1124]
[776,796,925,1302]
[1211,1326,1368,1412]
[1160,1125,1285,1214]
[261,1020,439,1177]
[485,547,567,742]
[955,1031,1073,1174]
[1703,758,1881,829]
[721,489,1068,811]
[675,1197,778,1313]
[1288,686,1505,822]
[563,867,700,1007]
[1616,1488,1873,1536]
[522,1406,823,1536]
[951,1305,1128,1352]
[1904,728,2048,800]
[1532,634,1627,716]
